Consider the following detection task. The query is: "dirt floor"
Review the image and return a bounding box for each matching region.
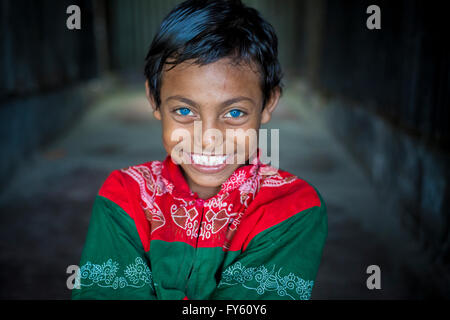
[0,80,443,299]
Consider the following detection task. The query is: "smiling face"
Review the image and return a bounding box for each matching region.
[146,58,280,199]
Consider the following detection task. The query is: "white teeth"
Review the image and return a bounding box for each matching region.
[192,154,227,166]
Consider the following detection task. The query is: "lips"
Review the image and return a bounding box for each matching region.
[187,152,233,174]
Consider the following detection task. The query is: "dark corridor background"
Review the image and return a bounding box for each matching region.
[1,0,449,299]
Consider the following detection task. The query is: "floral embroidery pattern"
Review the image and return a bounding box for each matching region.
[238,175,261,207]
[218,262,314,300]
[122,166,166,233]
[261,173,297,188]
[221,170,247,193]
[76,257,154,291]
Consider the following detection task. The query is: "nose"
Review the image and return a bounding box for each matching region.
[193,119,224,153]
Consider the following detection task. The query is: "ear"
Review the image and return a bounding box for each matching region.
[145,80,161,121]
[261,87,281,124]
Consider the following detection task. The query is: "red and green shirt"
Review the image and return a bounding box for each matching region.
[72,156,327,300]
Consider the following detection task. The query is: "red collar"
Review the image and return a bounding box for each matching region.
[160,154,261,201]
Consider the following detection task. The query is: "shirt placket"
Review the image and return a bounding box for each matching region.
[194,198,206,246]
[185,197,206,294]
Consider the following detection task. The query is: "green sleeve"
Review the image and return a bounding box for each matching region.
[71,195,157,300]
[210,200,327,300]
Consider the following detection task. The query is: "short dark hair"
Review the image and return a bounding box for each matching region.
[144,0,283,109]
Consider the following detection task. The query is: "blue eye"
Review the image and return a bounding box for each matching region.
[176,107,193,116]
[226,109,243,118]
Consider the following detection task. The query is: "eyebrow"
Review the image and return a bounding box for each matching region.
[165,95,255,107]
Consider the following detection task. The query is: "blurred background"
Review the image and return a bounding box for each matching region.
[0,0,449,299]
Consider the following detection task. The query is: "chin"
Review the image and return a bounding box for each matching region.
[182,163,237,188]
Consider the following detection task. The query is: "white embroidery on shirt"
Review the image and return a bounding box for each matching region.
[75,257,154,291]
[218,262,314,300]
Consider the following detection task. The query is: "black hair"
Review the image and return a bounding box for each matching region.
[144,0,283,109]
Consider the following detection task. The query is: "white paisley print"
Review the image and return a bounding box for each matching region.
[75,257,154,291]
[217,262,314,300]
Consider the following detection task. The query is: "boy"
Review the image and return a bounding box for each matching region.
[72,0,327,300]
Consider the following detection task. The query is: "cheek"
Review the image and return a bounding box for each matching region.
[225,124,260,161]
[161,120,194,153]
[160,119,178,152]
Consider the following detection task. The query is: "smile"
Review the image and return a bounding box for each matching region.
[191,153,229,166]
[182,152,235,175]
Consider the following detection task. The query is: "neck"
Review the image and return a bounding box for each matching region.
[189,182,221,200]
[181,170,221,200]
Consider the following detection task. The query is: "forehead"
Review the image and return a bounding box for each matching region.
[160,58,263,103]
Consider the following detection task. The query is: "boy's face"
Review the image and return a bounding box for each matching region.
[146,58,279,197]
